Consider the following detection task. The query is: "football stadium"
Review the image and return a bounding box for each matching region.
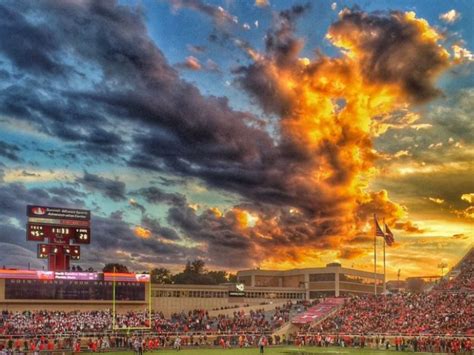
[0,0,473,354]
[0,204,471,353]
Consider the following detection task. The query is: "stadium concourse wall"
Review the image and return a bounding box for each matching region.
[0,279,304,316]
[0,279,149,313]
[150,284,305,317]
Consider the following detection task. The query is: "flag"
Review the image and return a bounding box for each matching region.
[384,223,395,246]
[374,215,385,237]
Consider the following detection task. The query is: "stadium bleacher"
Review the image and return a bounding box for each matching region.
[0,248,472,353]
[291,298,344,325]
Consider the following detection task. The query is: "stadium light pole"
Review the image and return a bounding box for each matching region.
[397,269,401,293]
[373,214,377,296]
[438,262,447,279]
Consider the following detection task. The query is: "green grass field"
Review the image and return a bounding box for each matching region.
[106,347,437,354]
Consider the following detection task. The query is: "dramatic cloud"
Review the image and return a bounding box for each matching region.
[461,193,474,204]
[429,197,445,205]
[0,140,21,161]
[338,247,366,260]
[439,9,461,24]
[132,186,186,206]
[76,172,126,201]
[328,10,451,103]
[394,220,425,234]
[255,0,269,7]
[170,0,238,25]
[177,56,202,70]
[0,1,467,272]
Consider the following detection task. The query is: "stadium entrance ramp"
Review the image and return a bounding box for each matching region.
[291,298,345,326]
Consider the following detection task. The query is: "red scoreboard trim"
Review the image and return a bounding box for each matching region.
[28,217,90,227]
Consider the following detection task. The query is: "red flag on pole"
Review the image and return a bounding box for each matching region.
[375,216,385,238]
[384,223,395,246]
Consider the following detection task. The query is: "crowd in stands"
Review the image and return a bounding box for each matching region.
[0,302,293,336]
[316,291,472,336]
[0,250,472,353]
[435,249,474,292]
[314,249,473,337]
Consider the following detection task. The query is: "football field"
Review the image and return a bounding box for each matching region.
[107,346,437,354]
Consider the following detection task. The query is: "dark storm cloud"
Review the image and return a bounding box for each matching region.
[0,183,82,220]
[0,84,124,156]
[141,215,181,241]
[234,5,310,116]
[76,172,126,201]
[169,0,237,25]
[0,3,65,76]
[0,0,281,214]
[132,186,186,206]
[0,140,21,161]
[265,4,310,67]
[0,242,46,270]
[0,1,458,268]
[328,9,450,103]
[167,205,255,268]
[91,213,193,266]
[47,186,87,200]
[0,179,195,270]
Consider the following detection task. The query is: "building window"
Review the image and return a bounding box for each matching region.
[309,273,335,282]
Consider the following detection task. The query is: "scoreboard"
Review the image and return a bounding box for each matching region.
[27,224,90,244]
[26,205,91,271]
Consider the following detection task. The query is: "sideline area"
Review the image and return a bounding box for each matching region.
[105,347,442,355]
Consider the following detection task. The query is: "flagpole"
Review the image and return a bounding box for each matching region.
[383,234,386,294]
[383,219,386,294]
[374,214,377,296]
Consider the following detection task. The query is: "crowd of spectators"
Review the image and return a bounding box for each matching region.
[0,251,471,353]
[314,250,473,336]
[435,249,474,292]
[0,302,293,336]
[316,291,472,336]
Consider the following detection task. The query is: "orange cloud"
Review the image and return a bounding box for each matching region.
[439,9,461,24]
[429,197,445,204]
[338,247,367,260]
[255,0,269,7]
[184,56,202,70]
[461,193,474,204]
[134,226,152,239]
[231,9,457,268]
[394,220,425,234]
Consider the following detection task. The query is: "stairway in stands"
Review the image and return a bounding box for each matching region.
[291,298,345,326]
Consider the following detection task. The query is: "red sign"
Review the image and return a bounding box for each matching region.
[104,273,150,283]
[27,205,90,221]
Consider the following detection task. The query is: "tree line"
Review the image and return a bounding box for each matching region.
[102,259,237,285]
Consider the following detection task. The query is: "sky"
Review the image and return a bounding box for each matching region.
[0,0,472,279]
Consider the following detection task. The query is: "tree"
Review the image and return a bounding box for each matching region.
[227,273,238,283]
[103,263,129,273]
[172,259,211,284]
[151,267,173,284]
[191,259,206,274]
[207,270,228,285]
[406,277,426,292]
